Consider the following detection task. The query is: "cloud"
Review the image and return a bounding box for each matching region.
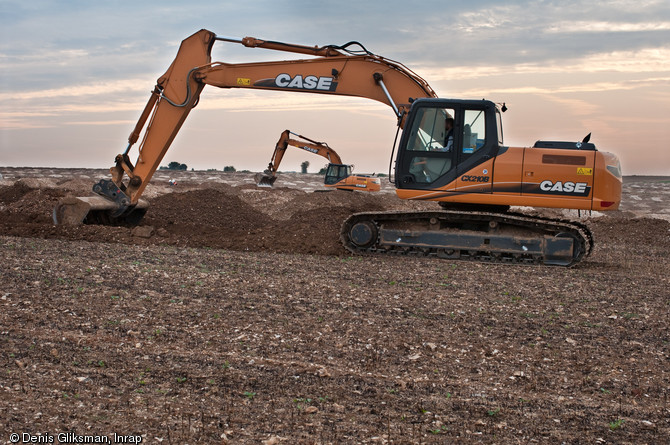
[456,77,670,97]
[419,46,670,84]
[546,21,670,33]
[0,85,391,131]
[401,1,670,68]
[65,120,136,126]
[0,78,149,101]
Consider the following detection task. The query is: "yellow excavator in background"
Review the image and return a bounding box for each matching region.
[53,29,622,266]
[255,129,381,192]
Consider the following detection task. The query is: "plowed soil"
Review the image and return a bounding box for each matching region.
[1,168,668,444]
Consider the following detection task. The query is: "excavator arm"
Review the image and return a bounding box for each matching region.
[255,129,343,187]
[52,29,436,224]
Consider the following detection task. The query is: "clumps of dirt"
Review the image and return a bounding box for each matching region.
[591,217,670,249]
[55,178,100,194]
[0,181,67,224]
[3,175,669,264]
[0,180,39,203]
[146,188,268,230]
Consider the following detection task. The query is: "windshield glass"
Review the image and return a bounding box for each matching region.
[403,106,456,184]
[461,109,487,155]
[406,107,455,152]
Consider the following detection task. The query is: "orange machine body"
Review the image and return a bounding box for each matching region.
[393,98,621,212]
[396,145,621,211]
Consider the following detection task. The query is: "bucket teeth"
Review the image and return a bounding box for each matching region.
[254,172,277,187]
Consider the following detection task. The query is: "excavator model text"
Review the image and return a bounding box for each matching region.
[255,129,381,192]
[53,29,622,266]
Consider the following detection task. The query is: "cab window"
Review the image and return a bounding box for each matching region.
[406,107,455,152]
[461,109,486,155]
[403,107,456,184]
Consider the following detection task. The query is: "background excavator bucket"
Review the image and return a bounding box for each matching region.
[53,196,149,226]
[254,171,277,187]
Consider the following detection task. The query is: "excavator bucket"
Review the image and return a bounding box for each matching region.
[53,196,149,226]
[254,171,277,187]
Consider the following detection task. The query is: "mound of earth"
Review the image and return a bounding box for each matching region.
[0,179,437,256]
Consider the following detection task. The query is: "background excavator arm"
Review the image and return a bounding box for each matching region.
[256,129,343,186]
[254,129,380,192]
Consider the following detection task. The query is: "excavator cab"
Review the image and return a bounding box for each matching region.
[324,163,381,192]
[324,163,352,185]
[395,98,500,192]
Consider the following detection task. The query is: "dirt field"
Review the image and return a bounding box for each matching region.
[1,168,669,444]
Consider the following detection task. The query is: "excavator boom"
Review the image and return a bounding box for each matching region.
[53,29,434,225]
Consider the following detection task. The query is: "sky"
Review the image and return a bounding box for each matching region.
[1,0,669,175]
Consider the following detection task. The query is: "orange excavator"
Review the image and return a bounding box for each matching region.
[53,29,622,266]
[255,129,381,192]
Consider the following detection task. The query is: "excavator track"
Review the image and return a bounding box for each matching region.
[340,210,593,267]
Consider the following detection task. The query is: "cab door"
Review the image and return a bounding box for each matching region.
[395,104,457,190]
[454,108,494,194]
